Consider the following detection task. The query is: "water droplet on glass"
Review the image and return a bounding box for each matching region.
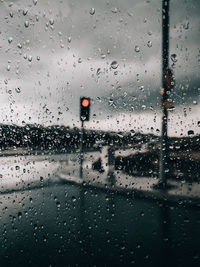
[89,8,95,15]
[193,100,197,105]
[24,21,29,28]
[71,196,76,202]
[143,18,147,23]
[28,55,32,62]
[111,61,118,69]
[8,37,13,44]
[188,130,194,136]
[15,87,21,93]
[68,36,72,43]
[96,68,101,75]
[170,54,177,63]
[18,212,22,219]
[33,0,37,6]
[49,18,54,25]
[183,21,189,30]
[23,9,28,16]
[130,129,135,136]
[17,43,22,49]
[108,99,114,106]
[37,56,40,61]
[56,201,61,208]
[147,41,152,47]
[135,45,140,52]
[111,7,118,13]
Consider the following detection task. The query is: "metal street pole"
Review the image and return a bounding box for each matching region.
[80,121,84,179]
[159,0,170,188]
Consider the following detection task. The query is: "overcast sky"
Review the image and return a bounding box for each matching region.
[0,0,199,136]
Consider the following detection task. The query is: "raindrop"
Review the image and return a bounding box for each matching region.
[183,21,189,30]
[139,85,144,91]
[147,41,152,47]
[68,36,72,43]
[24,21,29,28]
[188,130,194,136]
[23,9,28,16]
[193,100,197,105]
[17,43,22,49]
[18,212,22,219]
[89,8,95,15]
[66,133,70,138]
[8,37,13,44]
[28,55,32,62]
[197,121,200,127]
[56,201,61,208]
[111,61,118,69]
[135,45,140,52]
[15,87,21,93]
[142,105,146,110]
[130,129,135,136]
[37,56,40,61]
[96,68,101,75]
[49,18,54,25]
[136,243,141,249]
[81,115,86,121]
[111,7,118,13]
[170,54,177,63]
[33,0,37,6]
[7,65,11,71]
[71,196,77,202]
[108,99,114,106]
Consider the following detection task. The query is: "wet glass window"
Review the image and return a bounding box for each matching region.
[0,0,199,266]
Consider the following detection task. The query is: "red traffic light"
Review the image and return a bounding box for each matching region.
[80,97,90,121]
[82,98,90,107]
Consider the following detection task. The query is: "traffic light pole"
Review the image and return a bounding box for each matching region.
[159,0,170,188]
[80,121,84,179]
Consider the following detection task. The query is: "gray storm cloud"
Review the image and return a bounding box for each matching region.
[0,0,199,136]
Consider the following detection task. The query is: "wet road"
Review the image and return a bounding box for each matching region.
[0,177,199,266]
[0,153,200,266]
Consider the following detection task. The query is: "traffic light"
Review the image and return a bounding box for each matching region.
[80,97,90,121]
